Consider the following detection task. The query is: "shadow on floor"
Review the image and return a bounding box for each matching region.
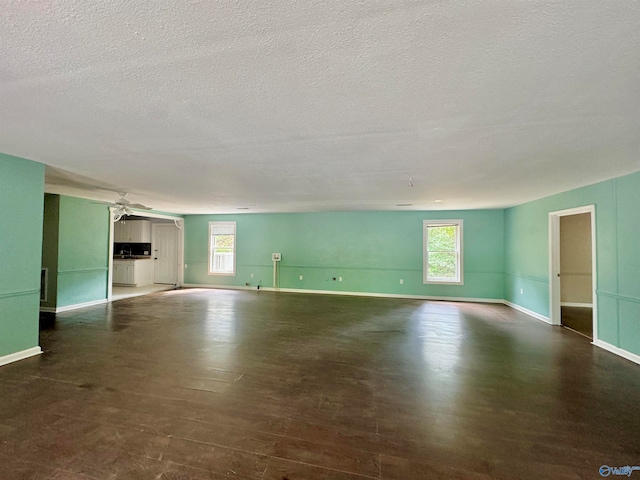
[561,306,593,338]
[39,312,57,331]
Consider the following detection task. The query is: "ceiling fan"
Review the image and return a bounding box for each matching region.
[102,192,152,221]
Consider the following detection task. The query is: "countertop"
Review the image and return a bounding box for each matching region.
[113,256,152,260]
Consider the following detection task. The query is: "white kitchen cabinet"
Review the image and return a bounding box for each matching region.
[114,220,151,243]
[131,220,151,242]
[113,221,129,242]
[112,261,131,284]
[112,259,154,286]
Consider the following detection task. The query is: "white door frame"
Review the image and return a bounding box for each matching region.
[548,205,597,341]
[108,209,184,301]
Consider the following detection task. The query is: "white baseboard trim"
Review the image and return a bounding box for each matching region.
[280,288,504,304]
[56,299,108,312]
[41,299,108,313]
[561,302,593,308]
[182,283,504,304]
[0,346,42,367]
[183,283,275,292]
[503,301,552,324]
[593,339,640,366]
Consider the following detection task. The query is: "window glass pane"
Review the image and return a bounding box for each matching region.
[209,222,236,275]
[424,220,462,284]
[427,252,457,280]
[212,252,234,273]
[427,225,456,251]
[214,234,234,249]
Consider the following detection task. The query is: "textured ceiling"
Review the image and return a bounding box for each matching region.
[1,1,639,214]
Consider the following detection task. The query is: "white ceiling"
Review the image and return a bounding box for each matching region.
[1,1,639,214]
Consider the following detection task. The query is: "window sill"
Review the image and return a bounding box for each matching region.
[424,280,464,286]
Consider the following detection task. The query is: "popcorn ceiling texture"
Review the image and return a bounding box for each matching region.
[1,1,639,213]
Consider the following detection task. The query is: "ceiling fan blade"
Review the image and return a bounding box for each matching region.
[128,203,152,210]
[106,192,152,216]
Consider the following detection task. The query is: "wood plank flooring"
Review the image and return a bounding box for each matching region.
[1,289,639,479]
[561,306,593,339]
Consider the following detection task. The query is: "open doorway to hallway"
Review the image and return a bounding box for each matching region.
[549,206,597,340]
[560,213,593,338]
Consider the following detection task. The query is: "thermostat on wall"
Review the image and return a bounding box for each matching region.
[272,253,282,262]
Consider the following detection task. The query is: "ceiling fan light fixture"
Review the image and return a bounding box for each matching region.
[105,192,152,221]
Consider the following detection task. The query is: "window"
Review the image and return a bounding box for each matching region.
[209,222,236,275]
[423,220,463,284]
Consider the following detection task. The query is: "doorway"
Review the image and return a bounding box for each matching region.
[107,213,184,302]
[549,206,597,341]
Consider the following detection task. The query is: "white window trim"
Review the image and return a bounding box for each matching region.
[208,221,237,276]
[423,219,464,285]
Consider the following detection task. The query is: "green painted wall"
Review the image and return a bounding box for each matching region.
[0,154,45,358]
[41,194,60,309]
[56,196,111,308]
[504,171,640,356]
[184,210,504,299]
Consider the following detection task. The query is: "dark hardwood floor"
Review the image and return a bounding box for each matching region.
[1,289,639,479]
[561,306,593,339]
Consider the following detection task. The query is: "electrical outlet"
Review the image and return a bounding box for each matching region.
[520,288,524,294]
[339,276,342,282]
[184,264,188,269]
[299,275,303,280]
[400,279,403,285]
[251,273,254,278]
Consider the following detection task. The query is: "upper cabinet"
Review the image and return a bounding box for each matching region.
[131,220,151,242]
[114,220,151,242]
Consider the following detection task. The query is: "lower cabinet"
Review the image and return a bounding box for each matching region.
[113,262,131,285]
[113,259,154,286]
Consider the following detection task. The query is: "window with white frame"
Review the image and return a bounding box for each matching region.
[209,222,236,275]
[423,220,463,284]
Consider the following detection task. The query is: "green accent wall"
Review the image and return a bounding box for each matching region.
[42,195,111,309]
[57,196,111,307]
[184,210,504,299]
[504,171,640,356]
[0,154,45,358]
